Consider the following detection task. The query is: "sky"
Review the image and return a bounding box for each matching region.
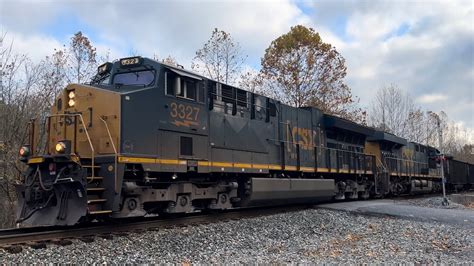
[0,0,473,135]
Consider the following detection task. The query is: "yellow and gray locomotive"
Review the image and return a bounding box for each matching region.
[16,56,470,226]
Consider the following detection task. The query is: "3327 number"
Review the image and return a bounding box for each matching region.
[170,102,200,121]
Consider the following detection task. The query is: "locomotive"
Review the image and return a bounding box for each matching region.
[16,56,474,226]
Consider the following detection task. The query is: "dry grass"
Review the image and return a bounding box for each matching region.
[464,202,474,209]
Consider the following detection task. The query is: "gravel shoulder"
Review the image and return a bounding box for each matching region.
[400,194,474,210]
[1,207,472,264]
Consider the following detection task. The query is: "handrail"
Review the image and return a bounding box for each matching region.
[382,156,439,176]
[384,156,429,165]
[99,116,118,193]
[376,157,388,173]
[47,114,95,181]
[266,139,369,156]
[276,141,375,173]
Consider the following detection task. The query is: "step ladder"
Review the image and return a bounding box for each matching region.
[82,161,113,216]
[375,157,390,196]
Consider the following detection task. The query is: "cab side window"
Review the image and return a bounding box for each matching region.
[165,71,175,95]
[176,78,196,101]
[165,71,205,103]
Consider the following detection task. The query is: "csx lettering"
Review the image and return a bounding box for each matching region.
[286,123,318,152]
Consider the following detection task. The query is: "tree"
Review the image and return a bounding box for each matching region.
[162,55,179,67]
[0,31,99,228]
[405,109,431,143]
[65,31,97,84]
[0,31,104,228]
[428,111,471,157]
[370,85,447,145]
[238,69,262,94]
[40,49,68,105]
[0,33,57,227]
[369,85,473,157]
[260,25,364,122]
[452,144,474,164]
[192,28,246,85]
[151,53,179,67]
[370,85,417,137]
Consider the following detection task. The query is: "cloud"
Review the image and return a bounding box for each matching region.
[0,31,63,62]
[311,0,473,129]
[69,0,312,67]
[417,93,448,104]
[0,0,309,66]
[0,0,62,33]
[0,29,124,67]
[1,0,472,131]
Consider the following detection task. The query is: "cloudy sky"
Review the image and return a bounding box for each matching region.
[1,0,473,132]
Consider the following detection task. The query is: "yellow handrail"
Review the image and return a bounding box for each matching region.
[47,113,95,181]
[99,116,118,193]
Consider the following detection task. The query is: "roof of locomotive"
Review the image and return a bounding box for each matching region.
[111,57,434,148]
[323,114,375,136]
[368,131,408,146]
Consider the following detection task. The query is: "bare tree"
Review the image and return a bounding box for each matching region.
[369,84,443,142]
[404,109,430,143]
[0,33,57,227]
[0,32,84,227]
[452,144,474,163]
[128,47,140,57]
[161,55,179,67]
[370,85,417,137]
[192,28,246,85]
[99,49,111,64]
[0,31,109,227]
[40,49,67,105]
[428,111,471,155]
[238,69,263,94]
[370,85,473,156]
[65,31,97,84]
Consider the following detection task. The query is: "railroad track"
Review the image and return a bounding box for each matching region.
[1,193,458,253]
[0,205,309,253]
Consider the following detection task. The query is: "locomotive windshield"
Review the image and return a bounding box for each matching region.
[113,70,155,87]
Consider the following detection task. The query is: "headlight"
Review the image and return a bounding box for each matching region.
[68,91,76,99]
[98,63,110,74]
[68,99,76,107]
[55,142,66,153]
[19,146,30,157]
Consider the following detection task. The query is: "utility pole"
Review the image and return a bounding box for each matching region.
[429,111,449,206]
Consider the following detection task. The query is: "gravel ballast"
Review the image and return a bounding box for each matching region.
[401,195,472,210]
[1,207,473,264]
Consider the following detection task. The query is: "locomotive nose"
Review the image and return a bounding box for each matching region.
[17,81,121,226]
[49,84,121,156]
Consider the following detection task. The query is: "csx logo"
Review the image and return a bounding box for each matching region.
[286,124,317,151]
[169,102,200,127]
[403,148,414,159]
